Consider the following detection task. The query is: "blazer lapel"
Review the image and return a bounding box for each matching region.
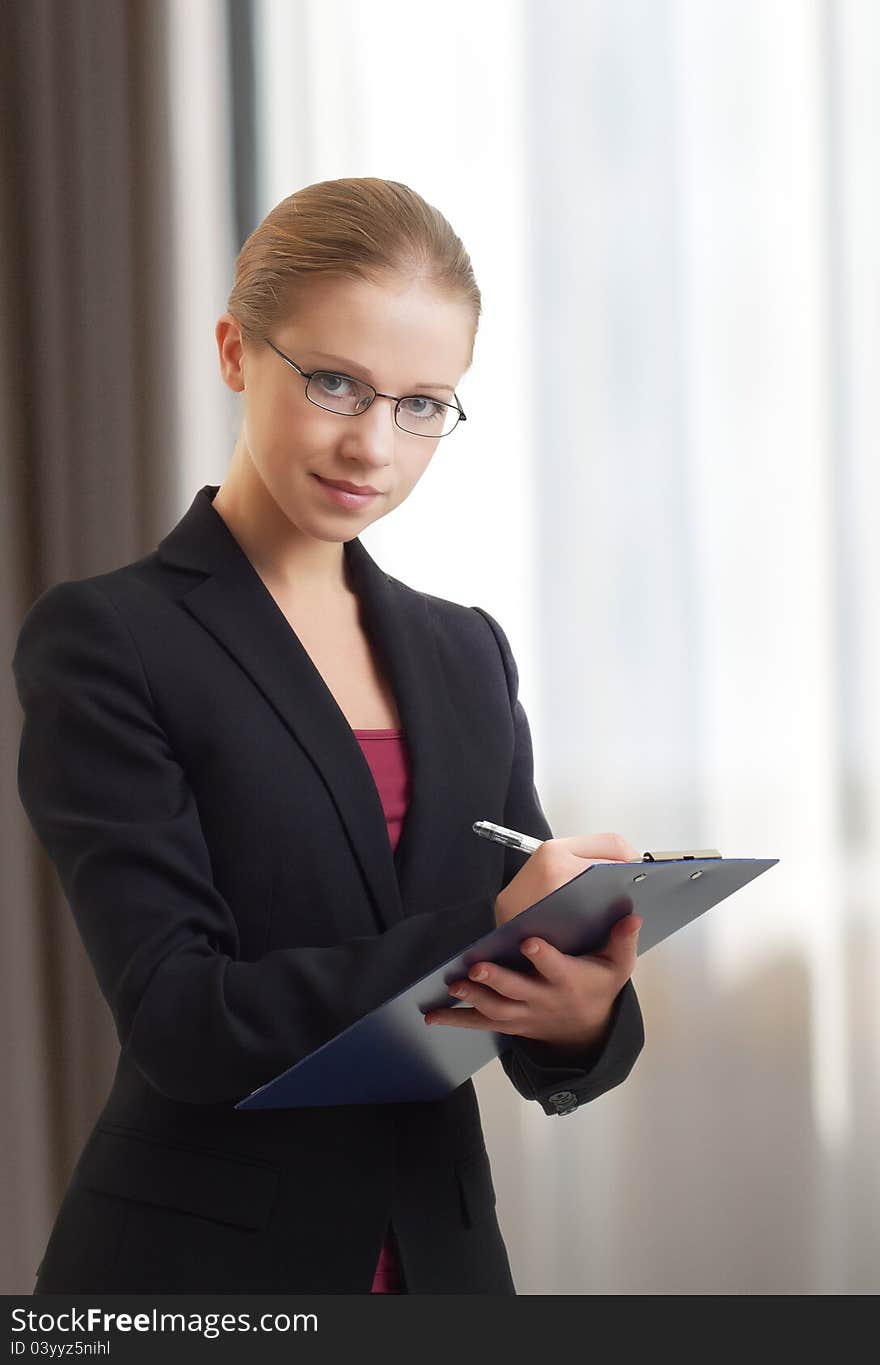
[156,485,470,935]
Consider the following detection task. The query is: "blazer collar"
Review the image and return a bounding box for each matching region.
[156,484,469,932]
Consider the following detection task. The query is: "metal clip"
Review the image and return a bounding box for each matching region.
[641,849,722,862]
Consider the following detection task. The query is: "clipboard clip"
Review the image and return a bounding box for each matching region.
[641,849,722,862]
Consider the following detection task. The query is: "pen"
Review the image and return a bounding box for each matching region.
[472,820,544,855]
[474,820,723,864]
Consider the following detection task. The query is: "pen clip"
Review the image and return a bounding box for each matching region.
[641,849,722,862]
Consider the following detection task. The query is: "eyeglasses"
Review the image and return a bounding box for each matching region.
[261,337,467,438]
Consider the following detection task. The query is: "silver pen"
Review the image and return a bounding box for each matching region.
[472,820,543,855]
[474,819,722,864]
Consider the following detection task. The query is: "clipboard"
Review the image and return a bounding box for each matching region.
[235,851,778,1110]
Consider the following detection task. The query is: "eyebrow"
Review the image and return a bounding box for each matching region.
[304,351,455,394]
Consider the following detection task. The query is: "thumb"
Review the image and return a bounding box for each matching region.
[605,913,642,969]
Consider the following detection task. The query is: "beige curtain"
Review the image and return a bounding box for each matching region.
[1,0,177,1293]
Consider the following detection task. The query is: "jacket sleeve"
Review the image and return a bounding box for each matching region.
[470,606,645,1117]
[11,578,498,1106]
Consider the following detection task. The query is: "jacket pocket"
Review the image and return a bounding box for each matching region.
[77,1123,280,1232]
[454,1146,497,1229]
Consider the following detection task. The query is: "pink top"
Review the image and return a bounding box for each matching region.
[352,727,412,1295]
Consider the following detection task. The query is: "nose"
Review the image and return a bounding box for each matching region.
[336,392,398,465]
[363,391,401,431]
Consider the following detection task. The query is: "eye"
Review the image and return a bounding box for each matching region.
[398,396,447,424]
[315,371,358,397]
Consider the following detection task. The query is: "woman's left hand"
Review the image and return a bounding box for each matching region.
[423,912,642,1053]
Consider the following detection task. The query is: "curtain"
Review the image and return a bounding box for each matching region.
[0,0,230,1294]
[250,0,879,1293]
[3,0,877,1296]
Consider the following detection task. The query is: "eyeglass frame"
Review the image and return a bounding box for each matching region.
[261,336,467,437]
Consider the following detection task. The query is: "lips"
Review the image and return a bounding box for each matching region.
[315,475,381,495]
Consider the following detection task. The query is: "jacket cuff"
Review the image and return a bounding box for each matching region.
[502,978,645,1116]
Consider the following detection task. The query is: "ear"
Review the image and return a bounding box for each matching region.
[215,313,248,394]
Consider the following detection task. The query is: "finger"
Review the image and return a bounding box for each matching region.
[423,1004,521,1033]
[517,936,574,985]
[459,959,542,1003]
[555,832,641,863]
[590,914,642,972]
[444,977,526,1022]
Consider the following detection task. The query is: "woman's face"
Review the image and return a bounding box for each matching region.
[217,275,474,542]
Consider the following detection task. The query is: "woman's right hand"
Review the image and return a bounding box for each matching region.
[493,832,642,926]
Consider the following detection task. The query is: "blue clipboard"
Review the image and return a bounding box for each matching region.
[235,851,778,1110]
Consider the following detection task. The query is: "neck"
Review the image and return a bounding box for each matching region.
[212,444,353,601]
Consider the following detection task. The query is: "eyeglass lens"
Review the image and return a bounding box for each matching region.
[306,372,460,436]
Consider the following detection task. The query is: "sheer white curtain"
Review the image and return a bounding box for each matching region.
[192,0,876,1293]
[513,0,879,1294]
[166,0,240,499]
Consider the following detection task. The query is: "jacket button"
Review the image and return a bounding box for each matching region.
[548,1089,578,1115]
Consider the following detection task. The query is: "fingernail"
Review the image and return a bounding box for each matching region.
[523,940,540,955]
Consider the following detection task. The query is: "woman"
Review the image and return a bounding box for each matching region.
[12,177,645,1294]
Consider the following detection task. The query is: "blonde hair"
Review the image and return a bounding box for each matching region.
[226,177,482,364]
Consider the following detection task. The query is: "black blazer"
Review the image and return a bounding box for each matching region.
[12,483,644,1295]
